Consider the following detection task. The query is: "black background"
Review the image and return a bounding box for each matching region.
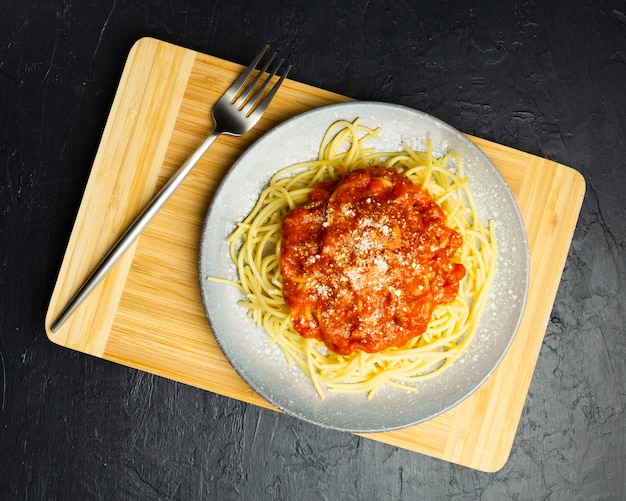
[2,1,625,499]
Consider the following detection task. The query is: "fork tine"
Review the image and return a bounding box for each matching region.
[243,59,292,118]
[239,56,282,114]
[224,44,270,101]
[235,51,277,108]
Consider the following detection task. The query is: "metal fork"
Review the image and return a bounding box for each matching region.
[51,45,291,333]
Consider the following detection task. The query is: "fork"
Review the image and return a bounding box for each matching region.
[51,45,291,333]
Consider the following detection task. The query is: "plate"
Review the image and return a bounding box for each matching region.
[198,102,529,433]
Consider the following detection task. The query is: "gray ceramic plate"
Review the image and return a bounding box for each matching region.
[198,102,529,433]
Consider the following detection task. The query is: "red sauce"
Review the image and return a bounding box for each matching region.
[280,167,466,355]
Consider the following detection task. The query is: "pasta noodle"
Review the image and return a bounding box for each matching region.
[209,118,497,399]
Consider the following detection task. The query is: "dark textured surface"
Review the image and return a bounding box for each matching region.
[1,0,625,499]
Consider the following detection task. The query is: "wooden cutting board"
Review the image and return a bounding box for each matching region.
[45,38,585,472]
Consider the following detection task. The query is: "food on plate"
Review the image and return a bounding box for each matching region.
[281,166,466,356]
[209,118,497,399]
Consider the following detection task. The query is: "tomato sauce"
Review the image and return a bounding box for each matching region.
[280,167,466,355]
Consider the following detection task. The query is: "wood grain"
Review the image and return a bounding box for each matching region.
[45,38,585,472]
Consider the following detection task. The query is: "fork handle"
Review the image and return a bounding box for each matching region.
[50,130,221,333]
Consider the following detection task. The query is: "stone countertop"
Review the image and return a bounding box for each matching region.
[1,1,624,499]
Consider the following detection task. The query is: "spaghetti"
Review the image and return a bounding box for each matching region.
[210,118,497,399]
